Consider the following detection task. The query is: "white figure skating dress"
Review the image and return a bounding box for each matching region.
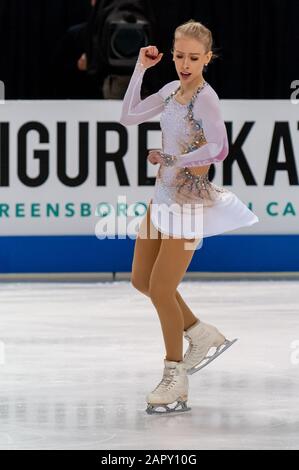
[120,58,259,239]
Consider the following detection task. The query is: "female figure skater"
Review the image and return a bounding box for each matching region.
[120,20,259,414]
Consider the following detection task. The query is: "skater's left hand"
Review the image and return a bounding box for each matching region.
[147,149,163,165]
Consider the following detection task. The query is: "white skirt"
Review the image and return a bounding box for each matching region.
[150,177,259,239]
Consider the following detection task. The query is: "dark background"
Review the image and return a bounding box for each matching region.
[0,0,298,99]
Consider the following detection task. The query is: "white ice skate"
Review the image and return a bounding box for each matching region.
[146,360,191,414]
[183,320,238,375]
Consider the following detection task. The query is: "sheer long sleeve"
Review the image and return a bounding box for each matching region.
[172,91,229,168]
[119,59,165,126]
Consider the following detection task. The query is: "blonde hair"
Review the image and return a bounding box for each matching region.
[171,19,219,64]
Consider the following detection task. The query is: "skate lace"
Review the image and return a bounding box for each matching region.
[153,370,177,392]
[184,334,206,361]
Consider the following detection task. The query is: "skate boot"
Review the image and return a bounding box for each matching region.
[146,360,191,414]
[183,320,238,375]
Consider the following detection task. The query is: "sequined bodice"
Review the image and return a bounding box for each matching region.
[160,100,192,155]
[160,83,207,156]
[155,83,229,207]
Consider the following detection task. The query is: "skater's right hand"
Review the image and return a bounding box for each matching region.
[138,46,163,69]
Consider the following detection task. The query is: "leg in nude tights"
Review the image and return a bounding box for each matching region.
[131,200,201,362]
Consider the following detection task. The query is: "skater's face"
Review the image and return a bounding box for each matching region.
[172,36,212,84]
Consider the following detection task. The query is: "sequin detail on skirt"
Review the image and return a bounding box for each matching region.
[156,165,229,208]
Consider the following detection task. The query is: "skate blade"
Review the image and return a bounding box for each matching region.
[145,400,191,415]
[188,338,238,375]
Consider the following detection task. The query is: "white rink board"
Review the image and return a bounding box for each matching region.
[0,99,298,236]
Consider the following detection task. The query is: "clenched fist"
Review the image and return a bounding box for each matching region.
[138,46,163,69]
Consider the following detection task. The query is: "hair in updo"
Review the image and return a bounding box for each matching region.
[171,19,219,66]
